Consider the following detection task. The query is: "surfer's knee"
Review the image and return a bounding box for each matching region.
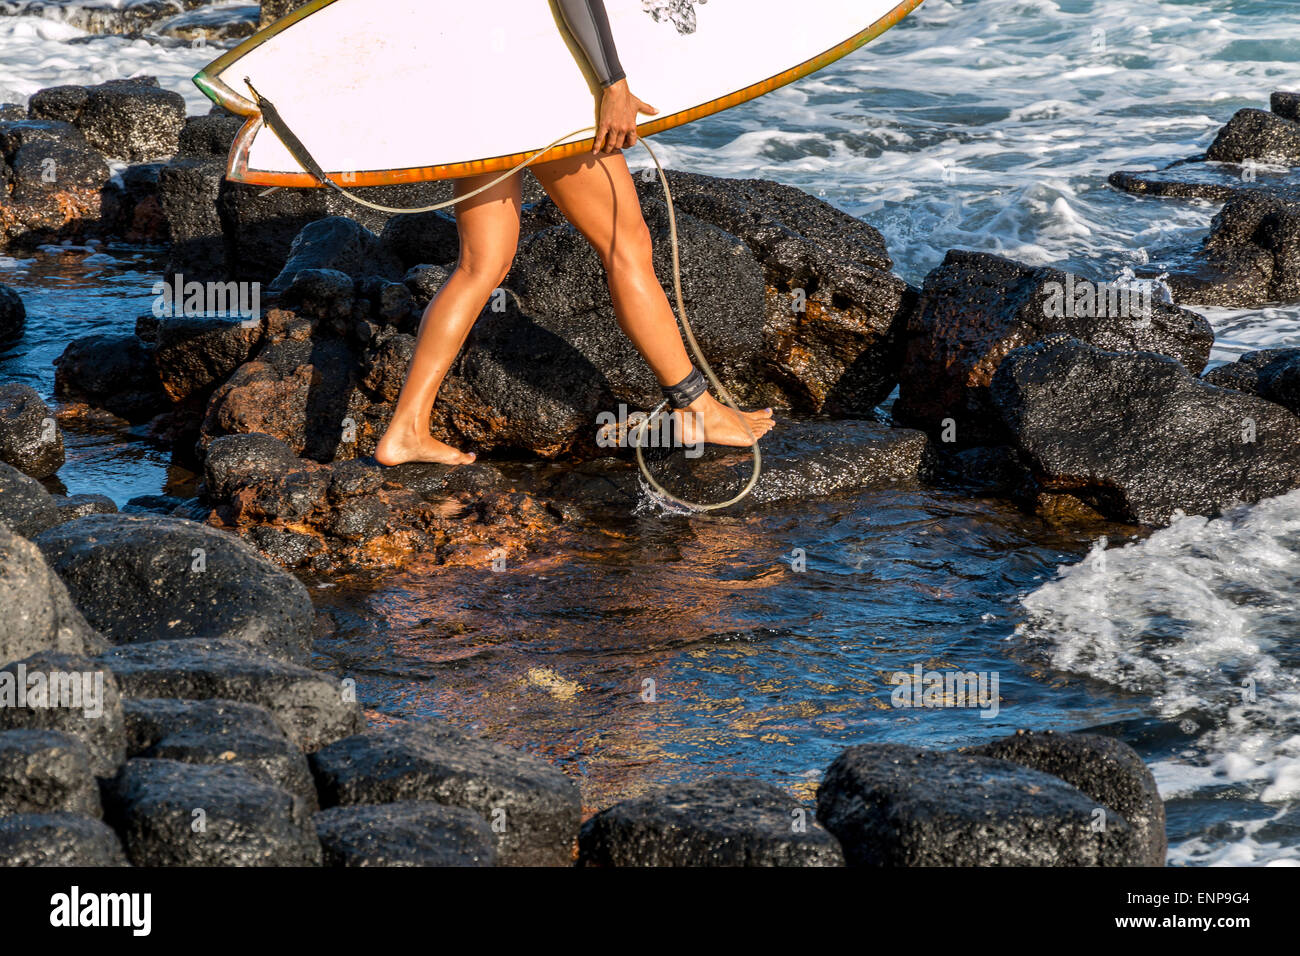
[455,247,516,288]
[601,218,654,274]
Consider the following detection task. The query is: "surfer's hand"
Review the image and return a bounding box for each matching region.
[594,79,658,153]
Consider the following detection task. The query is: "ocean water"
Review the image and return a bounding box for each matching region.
[1,0,1298,864]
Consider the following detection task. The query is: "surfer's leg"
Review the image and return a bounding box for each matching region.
[375,171,523,467]
[531,151,774,447]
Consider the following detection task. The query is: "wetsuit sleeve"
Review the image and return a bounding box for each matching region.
[557,0,627,87]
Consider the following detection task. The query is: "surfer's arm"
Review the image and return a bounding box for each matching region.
[557,0,626,87]
[558,0,658,152]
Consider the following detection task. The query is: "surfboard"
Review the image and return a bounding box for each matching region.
[194,0,926,188]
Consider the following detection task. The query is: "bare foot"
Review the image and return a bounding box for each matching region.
[375,423,476,466]
[675,394,775,448]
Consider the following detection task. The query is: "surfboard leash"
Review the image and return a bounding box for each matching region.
[243,78,761,512]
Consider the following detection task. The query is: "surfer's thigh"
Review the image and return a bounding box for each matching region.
[451,171,523,285]
[530,152,650,269]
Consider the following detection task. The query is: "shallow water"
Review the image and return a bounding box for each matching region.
[2,0,1300,863]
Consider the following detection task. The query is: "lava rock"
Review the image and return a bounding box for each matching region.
[0,813,128,866]
[325,457,385,500]
[0,283,24,341]
[566,417,930,512]
[499,200,766,404]
[121,493,187,515]
[817,743,1143,866]
[260,0,309,25]
[309,721,580,866]
[650,171,910,414]
[325,496,390,542]
[35,513,315,663]
[203,431,302,500]
[1160,188,1300,306]
[649,417,928,509]
[76,79,187,161]
[53,333,169,422]
[1204,347,1300,415]
[0,524,103,662]
[122,697,288,753]
[0,650,126,777]
[963,730,1166,866]
[0,383,64,477]
[1205,108,1300,165]
[0,728,102,816]
[158,156,227,281]
[403,263,450,305]
[217,174,454,282]
[51,493,117,522]
[269,217,404,293]
[896,250,1213,445]
[1107,160,1291,204]
[242,525,327,568]
[0,119,88,159]
[177,113,243,158]
[378,210,460,270]
[314,801,498,867]
[275,268,355,321]
[991,338,1300,525]
[580,775,843,867]
[103,758,321,866]
[199,334,371,462]
[1273,91,1300,123]
[26,86,90,125]
[8,139,109,203]
[147,726,317,811]
[100,160,169,243]
[153,314,263,402]
[0,461,61,539]
[99,638,362,751]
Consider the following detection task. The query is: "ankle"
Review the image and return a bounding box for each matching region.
[384,415,425,439]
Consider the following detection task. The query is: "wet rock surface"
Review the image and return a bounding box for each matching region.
[817,743,1144,866]
[0,116,108,248]
[0,650,126,777]
[895,250,1213,445]
[53,332,169,422]
[1203,346,1300,415]
[314,801,498,867]
[103,758,321,866]
[35,513,316,663]
[0,383,64,477]
[122,696,316,809]
[309,721,581,866]
[963,730,1166,866]
[0,813,128,866]
[0,282,24,340]
[0,465,61,540]
[0,728,102,816]
[1111,91,1300,307]
[51,493,118,523]
[0,524,103,666]
[200,430,562,574]
[153,314,263,403]
[550,416,929,513]
[991,338,1300,525]
[580,775,843,867]
[98,637,362,751]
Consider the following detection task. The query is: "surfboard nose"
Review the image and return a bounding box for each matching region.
[193,69,259,118]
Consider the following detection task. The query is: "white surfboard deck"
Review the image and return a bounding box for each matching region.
[195,0,925,186]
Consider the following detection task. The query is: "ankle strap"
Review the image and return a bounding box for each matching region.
[662,367,708,409]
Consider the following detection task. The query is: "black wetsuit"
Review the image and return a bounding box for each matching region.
[557,0,626,87]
